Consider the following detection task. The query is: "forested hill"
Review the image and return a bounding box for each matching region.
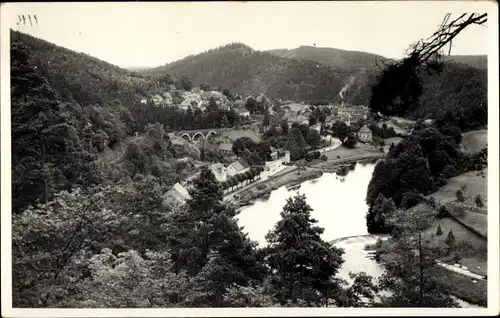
[442,55,487,70]
[143,43,375,105]
[416,61,487,126]
[266,45,390,71]
[267,46,487,71]
[143,43,487,117]
[11,30,158,106]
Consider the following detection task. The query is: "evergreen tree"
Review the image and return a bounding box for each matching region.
[475,194,484,207]
[263,111,270,127]
[445,230,456,246]
[207,97,218,112]
[265,194,344,306]
[11,41,98,213]
[436,224,443,236]
[166,166,265,306]
[377,207,458,307]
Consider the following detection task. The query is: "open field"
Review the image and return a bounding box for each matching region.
[426,169,488,208]
[318,144,381,160]
[422,216,487,250]
[432,266,487,307]
[422,212,487,279]
[447,205,488,237]
[461,129,487,154]
[218,129,262,143]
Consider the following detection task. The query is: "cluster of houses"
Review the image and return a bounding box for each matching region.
[278,101,369,128]
[140,88,253,118]
[141,88,230,111]
[209,144,282,183]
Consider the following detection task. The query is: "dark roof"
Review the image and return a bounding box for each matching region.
[238,158,250,169]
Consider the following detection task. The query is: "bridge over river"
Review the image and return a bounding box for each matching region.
[172,128,224,142]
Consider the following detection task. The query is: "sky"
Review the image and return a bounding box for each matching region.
[2,1,495,68]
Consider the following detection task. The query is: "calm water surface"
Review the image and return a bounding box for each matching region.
[236,163,376,246]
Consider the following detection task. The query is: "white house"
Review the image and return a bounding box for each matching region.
[163,182,191,204]
[162,92,173,106]
[270,147,279,160]
[151,95,164,106]
[140,98,147,104]
[311,123,322,134]
[357,125,373,143]
[209,163,227,182]
[235,108,250,117]
[218,143,233,155]
[227,158,251,177]
[179,97,203,110]
[284,150,291,163]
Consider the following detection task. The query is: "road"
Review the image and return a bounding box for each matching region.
[436,261,486,281]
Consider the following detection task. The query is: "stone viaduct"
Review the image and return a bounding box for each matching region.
[172,128,224,142]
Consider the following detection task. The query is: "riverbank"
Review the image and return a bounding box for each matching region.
[332,234,485,308]
[227,146,385,210]
[233,168,323,211]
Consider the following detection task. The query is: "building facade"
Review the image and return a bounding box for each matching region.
[357,125,373,143]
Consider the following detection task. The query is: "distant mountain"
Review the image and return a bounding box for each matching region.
[144,43,376,104]
[124,66,154,72]
[443,55,487,70]
[266,45,390,71]
[268,46,487,71]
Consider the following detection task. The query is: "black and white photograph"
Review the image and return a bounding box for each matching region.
[1,1,498,316]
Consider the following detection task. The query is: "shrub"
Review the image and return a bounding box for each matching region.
[455,189,465,202]
[437,205,449,218]
[475,194,484,207]
[321,155,327,161]
[445,230,456,246]
[443,165,457,179]
[436,225,443,236]
[452,205,466,217]
[428,196,436,208]
[256,184,267,191]
[400,191,424,209]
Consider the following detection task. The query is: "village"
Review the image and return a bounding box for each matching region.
[149,84,404,206]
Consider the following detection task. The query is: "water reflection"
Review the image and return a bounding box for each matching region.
[236,164,376,246]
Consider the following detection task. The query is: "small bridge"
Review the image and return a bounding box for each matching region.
[173,128,223,142]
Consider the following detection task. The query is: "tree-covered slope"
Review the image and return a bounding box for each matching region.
[144,43,374,104]
[267,45,389,71]
[11,30,158,106]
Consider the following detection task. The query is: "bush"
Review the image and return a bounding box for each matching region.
[436,225,443,236]
[475,194,484,207]
[343,133,357,149]
[321,155,327,161]
[455,189,465,202]
[442,165,456,179]
[445,230,456,246]
[400,191,424,209]
[452,205,465,217]
[437,205,449,218]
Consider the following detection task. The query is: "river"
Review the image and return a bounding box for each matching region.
[235,162,481,308]
[236,162,375,246]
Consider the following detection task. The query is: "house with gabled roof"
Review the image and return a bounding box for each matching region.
[357,125,373,143]
[151,94,164,106]
[227,158,250,177]
[163,182,191,204]
[218,143,233,154]
[209,163,227,182]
